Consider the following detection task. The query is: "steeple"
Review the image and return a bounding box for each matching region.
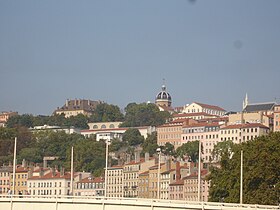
[243,93,249,110]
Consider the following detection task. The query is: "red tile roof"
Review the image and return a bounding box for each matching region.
[169,179,184,186]
[77,176,104,184]
[183,122,220,128]
[221,123,269,130]
[194,102,226,111]
[29,171,74,180]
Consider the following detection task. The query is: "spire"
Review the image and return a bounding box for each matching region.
[162,78,166,91]
[243,93,249,110]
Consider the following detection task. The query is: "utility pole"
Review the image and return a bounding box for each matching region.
[240,150,243,204]
[198,140,201,202]
[12,137,17,195]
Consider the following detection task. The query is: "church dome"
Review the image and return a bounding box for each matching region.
[155,84,172,107]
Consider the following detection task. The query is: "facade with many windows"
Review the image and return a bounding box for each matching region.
[0,166,12,195]
[220,123,269,144]
[274,105,280,132]
[107,165,123,198]
[75,176,104,196]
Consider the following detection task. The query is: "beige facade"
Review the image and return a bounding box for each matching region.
[181,123,220,162]
[138,171,149,198]
[173,112,217,121]
[183,170,209,202]
[75,176,104,196]
[54,99,101,118]
[0,166,12,195]
[182,102,226,116]
[10,167,30,195]
[220,123,269,144]
[107,165,123,198]
[274,105,280,132]
[169,180,184,200]
[228,112,270,128]
[157,119,197,149]
[0,111,18,124]
[123,157,155,198]
[87,122,122,130]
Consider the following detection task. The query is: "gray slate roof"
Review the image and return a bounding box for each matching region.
[243,102,275,112]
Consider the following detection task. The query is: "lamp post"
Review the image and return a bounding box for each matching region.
[12,137,17,195]
[240,150,243,204]
[104,139,110,198]
[198,140,201,202]
[157,147,161,200]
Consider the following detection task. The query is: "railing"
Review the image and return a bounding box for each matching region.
[0,194,279,210]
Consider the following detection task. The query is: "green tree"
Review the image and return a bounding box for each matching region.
[6,114,33,128]
[122,128,144,146]
[176,141,200,162]
[121,103,170,127]
[162,142,176,157]
[142,132,158,155]
[208,132,280,205]
[89,103,124,122]
[65,114,89,129]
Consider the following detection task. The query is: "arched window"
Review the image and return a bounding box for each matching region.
[101,125,106,129]
[109,124,115,128]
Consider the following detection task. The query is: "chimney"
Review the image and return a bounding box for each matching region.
[241,112,244,124]
[134,151,140,163]
[175,161,181,181]
[145,152,149,162]
[51,168,56,177]
[39,167,44,178]
[126,154,131,164]
[60,167,65,177]
[22,159,26,168]
[165,156,171,171]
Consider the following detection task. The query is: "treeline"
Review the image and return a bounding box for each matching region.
[208,132,280,205]
[6,102,170,129]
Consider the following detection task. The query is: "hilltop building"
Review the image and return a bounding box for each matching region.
[54,99,102,118]
[155,82,173,112]
[182,102,226,116]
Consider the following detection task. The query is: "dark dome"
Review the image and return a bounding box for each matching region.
[156,85,172,101]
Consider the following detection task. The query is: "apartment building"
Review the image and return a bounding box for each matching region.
[0,111,18,125]
[169,180,184,200]
[157,119,197,149]
[0,165,12,195]
[123,155,155,198]
[75,176,104,196]
[181,122,220,162]
[173,112,218,121]
[274,105,280,132]
[182,102,226,116]
[138,171,149,198]
[183,170,209,202]
[220,123,269,144]
[106,165,123,198]
[10,166,30,195]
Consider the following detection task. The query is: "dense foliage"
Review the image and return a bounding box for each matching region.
[6,114,89,129]
[208,132,280,205]
[176,140,200,162]
[120,103,170,127]
[89,103,124,122]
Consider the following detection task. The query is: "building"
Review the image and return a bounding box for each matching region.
[169,180,184,200]
[220,123,269,144]
[123,154,155,198]
[0,165,12,195]
[54,99,101,118]
[182,102,226,116]
[273,105,280,132]
[81,126,156,140]
[0,111,18,126]
[106,165,123,198]
[181,122,220,162]
[155,84,172,108]
[228,112,272,129]
[28,169,89,197]
[75,176,104,196]
[138,171,149,198]
[30,125,81,134]
[157,119,197,149]
[242,95,275,115]
[173,112,218,121]
[87,122,122,130]
[10,166,30,195]
[183,170,209,202]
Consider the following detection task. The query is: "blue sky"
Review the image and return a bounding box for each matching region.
[1,0,280,115]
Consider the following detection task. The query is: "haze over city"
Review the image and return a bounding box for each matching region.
[1,0,280,115]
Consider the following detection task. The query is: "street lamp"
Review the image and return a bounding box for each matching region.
[104,139,111,198]
[157,147,161,200]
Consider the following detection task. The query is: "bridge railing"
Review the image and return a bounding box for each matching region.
[0,194,279,210]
